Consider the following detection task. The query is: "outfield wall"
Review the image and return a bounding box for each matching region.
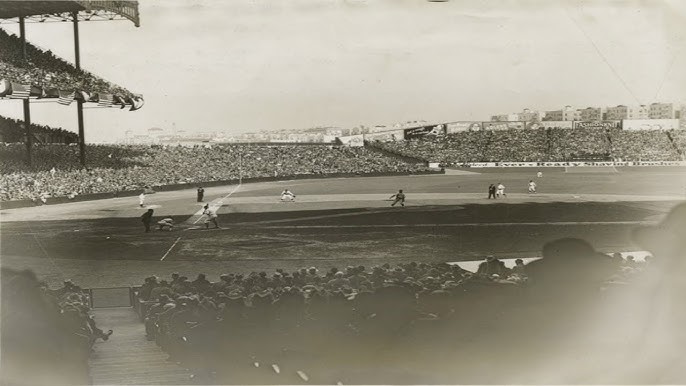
[463,161,686,168]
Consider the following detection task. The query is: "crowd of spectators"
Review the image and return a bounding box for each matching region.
[668,130,686,158]
[482,128,549,162]
[0,28,138,99]
[135,240,647,384]
[373,128,684,164]
[0,143,427,201]
[0,114,78,144]
[1,269,111,386]
[609,129,680,161]
[547,127,612,161]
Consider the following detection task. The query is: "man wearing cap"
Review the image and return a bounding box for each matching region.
[477,256,509,276]
[389,189,406,207]
[141,209,154,233]
[281,189,296,202]
[202,204,220,229]
[157,217,175,231]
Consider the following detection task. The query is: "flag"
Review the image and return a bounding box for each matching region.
[114,95,127,109]
[98,93,113,107]
[9,83,30,99]
[129,97,145,111]
[58,90,75,106]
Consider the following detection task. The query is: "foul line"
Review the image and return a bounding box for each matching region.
[190,183,242,225]
[160,236,182,261]
[162,183,242,260]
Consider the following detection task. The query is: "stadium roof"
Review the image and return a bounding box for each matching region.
[0,1,140,27]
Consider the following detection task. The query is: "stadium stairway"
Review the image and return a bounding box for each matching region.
[88,308,191,385]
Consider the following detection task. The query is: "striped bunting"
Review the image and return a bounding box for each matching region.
[97,93,113,107]
[9,82,30,99]
[58,90,75,106]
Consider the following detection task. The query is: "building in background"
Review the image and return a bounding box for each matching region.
[544,106,579,121]
[517,108,543,122]
[649,103,677,119]
[491,113,519,122]
[491,108,542,122]
[605,105,649,120]
[578,107,603,121]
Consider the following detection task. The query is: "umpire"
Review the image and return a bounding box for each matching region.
[141,209,154,233]
[197,186,205,202]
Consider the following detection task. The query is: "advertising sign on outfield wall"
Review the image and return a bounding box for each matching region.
[336,134,365,147]
[364,130,404,142]
[466,161,686,168]
[573,121,621,129]
[404,124,446,140]
[527,121,574,130]
[445,121,482,133]
[481,121,526,130]
[621,119,680,131]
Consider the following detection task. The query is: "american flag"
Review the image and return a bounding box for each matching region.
[58,90,75,106]
[114,95,127,109]
[98,93,113,107]
[9,83,30,99]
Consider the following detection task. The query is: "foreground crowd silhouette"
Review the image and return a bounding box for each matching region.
[0,269,112,386]
[134,244,651,384]
[372,127,685,164]
[0,144,426,201]
[2,203,685,384]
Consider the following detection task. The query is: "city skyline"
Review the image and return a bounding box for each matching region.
[1,0,685,142]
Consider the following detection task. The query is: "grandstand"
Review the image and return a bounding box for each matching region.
[370,126,685,164]
[0,1,143,168]
[1,2,686,386]
[1,114,78,144]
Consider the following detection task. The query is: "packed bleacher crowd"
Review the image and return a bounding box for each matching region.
[0,144,427,201]
[0,28,137,99]
[134,240,649,384]
[668,130,686,158]
[609,129,681,161]
[1,114,78,144]
[1,268,112,386]
[372,128,685,164]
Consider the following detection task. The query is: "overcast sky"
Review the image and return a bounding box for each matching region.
[1,0,685,142]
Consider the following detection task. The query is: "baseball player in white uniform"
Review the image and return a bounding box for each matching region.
[157,218,175,231]
[281,189,296,202]
[528,180,537,193]
[496,183,506,198]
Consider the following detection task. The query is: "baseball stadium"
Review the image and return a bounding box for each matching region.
[1,1,686,386]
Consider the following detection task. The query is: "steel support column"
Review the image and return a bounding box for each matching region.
[73,12,86,166]
[19,16,32,167]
